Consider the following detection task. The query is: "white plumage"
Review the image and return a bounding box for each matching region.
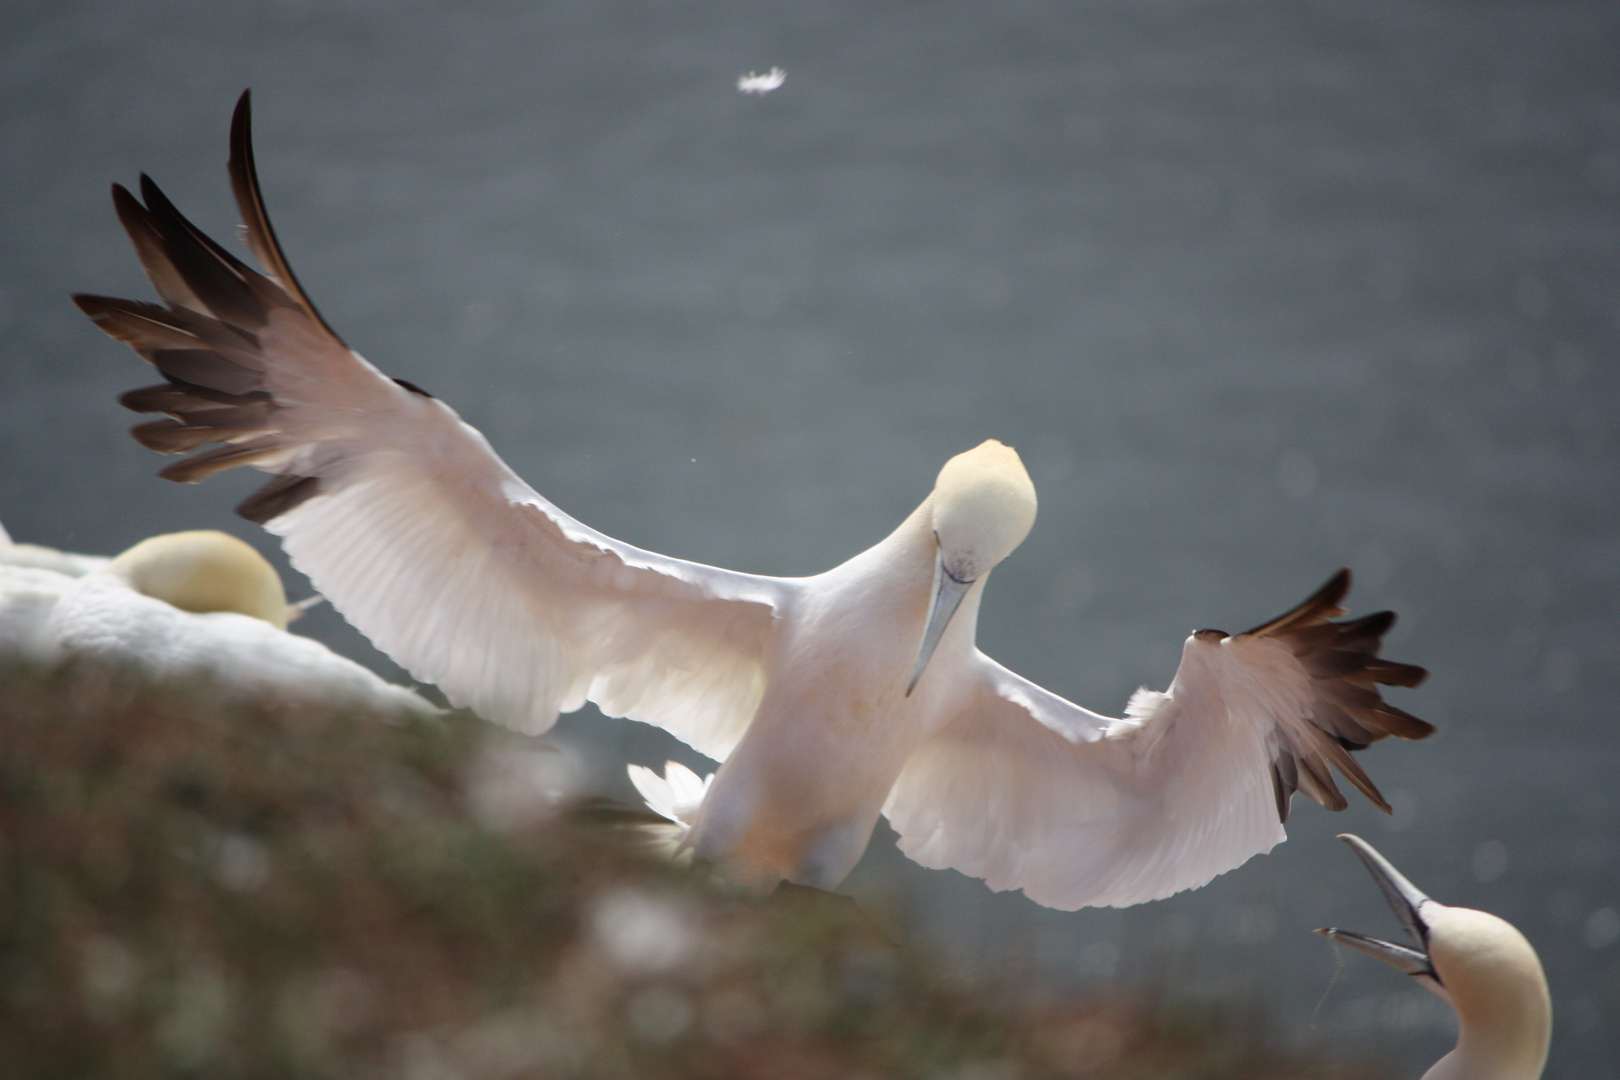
[0,525,439,721]
[74,92,1433,908]
[629,760,714,835]
[0,519,112,578]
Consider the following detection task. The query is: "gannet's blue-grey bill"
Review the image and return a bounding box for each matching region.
[1315,833,1439,981]
[906,558,973,695]
[1338,832,1433,950]
[1315,926,1435,977]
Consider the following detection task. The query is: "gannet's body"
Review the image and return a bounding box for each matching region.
[688,475,1038,888]
[75,92,1433,907]
[0,519,111,578]
[1320,835,1552,1080]
[0,525,438,720]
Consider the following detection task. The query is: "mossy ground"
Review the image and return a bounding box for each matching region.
[0,659,1387,1079]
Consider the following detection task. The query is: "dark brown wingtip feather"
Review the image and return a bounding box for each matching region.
[109,183,206,311]
[130,173,269,331]
[1293,752,1350,812]
[80,94,318,496]
[130,418,222,454]
[147,349,262,396]
[1320,739,1393,814]
[119,383,188,414]
[119,380,269,412]
[156,437,283,484]
[228,89,342,344]
[71,292,106,320]
[1304,649,1429,690]
[74,292,259,355]
[1269,760,1293,824]
[1249,569,1433,822]
[1367,658,1429,689]
[1242,568,1351,638]
[237,473,321,525]
[1245,572,1432,739]
[1366,703,1435,741]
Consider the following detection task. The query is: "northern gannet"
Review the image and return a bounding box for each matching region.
[1319,834,1552,1080]
[72,92,1432,906]
[1,524,437,720]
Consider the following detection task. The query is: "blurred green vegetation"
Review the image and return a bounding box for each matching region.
[0,659,1388,1079]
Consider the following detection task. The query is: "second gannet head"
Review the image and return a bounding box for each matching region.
[105,530,291,630]
[908,440,1037,694]
[1318,834,1552,1080]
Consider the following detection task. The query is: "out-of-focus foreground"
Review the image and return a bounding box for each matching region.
[0,661,1389,1080]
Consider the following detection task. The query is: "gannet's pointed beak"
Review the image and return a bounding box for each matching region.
[285,593,326,625]
[1315,833,1440,983]
[906,556,974,696]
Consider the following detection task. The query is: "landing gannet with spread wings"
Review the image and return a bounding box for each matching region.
[74,92,1433,908]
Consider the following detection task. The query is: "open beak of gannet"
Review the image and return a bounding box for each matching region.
[1316,833,1442,988]
[1317,832,1553,1079]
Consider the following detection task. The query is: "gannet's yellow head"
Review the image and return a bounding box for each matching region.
[930,439,1038,582]
[106,530,290,629]
[1424,904,1552,1073]
[1317,835,1552,1080]
[908,440,1037,695]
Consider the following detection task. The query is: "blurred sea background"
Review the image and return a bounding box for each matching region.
[2,1,1616,1075]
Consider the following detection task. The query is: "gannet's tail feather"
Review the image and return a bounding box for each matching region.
[628,760,714,835]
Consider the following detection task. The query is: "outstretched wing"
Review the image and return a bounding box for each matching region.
[882,570,1432,910]
[73,91,785,759]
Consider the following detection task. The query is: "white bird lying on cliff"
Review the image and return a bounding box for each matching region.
[0,523,437,719]
[73,91,1432,908]
[0,519,112,578]
[1319,834,1552,1080]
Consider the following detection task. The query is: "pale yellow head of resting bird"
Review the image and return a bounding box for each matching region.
[106,530,291,630]
[909,440,1038,694]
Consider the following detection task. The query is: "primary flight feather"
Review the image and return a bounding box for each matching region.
[74,91,1433,908]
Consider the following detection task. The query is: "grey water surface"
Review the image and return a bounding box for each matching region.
[2,1,1617,1074]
